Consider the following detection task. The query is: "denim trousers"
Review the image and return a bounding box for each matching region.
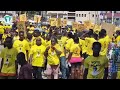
[60,56,67,79]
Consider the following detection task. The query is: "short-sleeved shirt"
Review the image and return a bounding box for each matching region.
[0,47,18,76]
[29,45,46,67]
[84,55,108,79]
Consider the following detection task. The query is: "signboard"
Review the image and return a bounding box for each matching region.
[93,24,101,32]
[56,18,61,27]
[78,24,85,31]
[84,20,92,30]
[19,14,27,22]
[17,21,26,31]
[34,15,41,23]
[50,18,56,26]
[101,23,116,38]
[4,15,12,24]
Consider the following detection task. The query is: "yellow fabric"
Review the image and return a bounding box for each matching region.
[61,36,68,46]
[116,36,120,45]
[0,47,18,74]
[45,40,51,47]
[85,37,96,55]
[84,55,108,79]
[70,43,81,57]
[2,34,11,43]
[13,39,30,60]
[13,36,19,42]
[58,39,65,57]
[0,25,4,34]
[65,38,74,51]
[98,37,109,56]
[79,38,86,54]
[30,27,34,31]
[47,44,61,65]
[30,45,46,67]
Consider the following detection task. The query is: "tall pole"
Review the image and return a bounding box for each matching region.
[112,11,114,24]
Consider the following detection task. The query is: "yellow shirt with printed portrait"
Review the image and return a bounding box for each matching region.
[84,55,108,79]
[13,39,30,60]
[47,44,61,65]
[30,45,46,67]
[0,47,18,75]
[70,43,81,57]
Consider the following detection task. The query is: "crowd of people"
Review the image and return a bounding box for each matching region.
[0,21,120,79]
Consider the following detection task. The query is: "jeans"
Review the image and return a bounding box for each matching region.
[32,66,43,79]
[60,56,67,79]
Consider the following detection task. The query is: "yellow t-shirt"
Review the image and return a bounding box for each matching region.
[61,36,68,46]
[85,37,96,55]
[0,47,18,75]
[47,44,61,65]
[70,43,81,57]
[2,34,11,43]
[84,55,108,79]
[79,38,86,54]
[13,39,30,60]
[30,45,46,67]
[45,40,51,47]
[0,25,4,34]
[65,38,74,51]
[116,36,120,45]
[58,39,65,57]
[98,38,108,56]
[13,36,19,42]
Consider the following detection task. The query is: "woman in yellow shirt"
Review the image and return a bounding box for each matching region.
[29,37,46,79]
[45,37,62,79]
[68,36,83,79]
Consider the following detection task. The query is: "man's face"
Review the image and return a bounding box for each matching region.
[92,45,101,55]
[51,39,56,46]
[5,38,12,49]
[19,32,24,40]
[36,38,41,46]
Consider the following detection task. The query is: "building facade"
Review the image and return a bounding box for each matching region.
[47,11,101,24]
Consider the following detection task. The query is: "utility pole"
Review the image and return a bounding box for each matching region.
[112,11,114,24]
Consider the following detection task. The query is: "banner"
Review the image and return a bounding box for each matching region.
[17,21,26,37]
[101,23,116,38]
[56,18,61,27]
[93,24,101,32]
[19,14,27,22]
[4,15,12,24]
[50,18,56,26]
[78,24,85,31]
[34,15,41,23]
[62,19,67,27]
[84,20,92,30]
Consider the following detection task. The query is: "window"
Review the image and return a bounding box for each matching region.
[96,15,97,17]
[92,14,94,17]
[76,14,78,17]
[79,14,81,17]
[68,17,75,19]
[84,14,86,17]
[68,13,75,16]
[82,14,83,17]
